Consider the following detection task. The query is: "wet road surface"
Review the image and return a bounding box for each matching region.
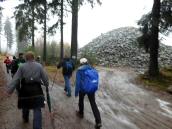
[1,65,172,129]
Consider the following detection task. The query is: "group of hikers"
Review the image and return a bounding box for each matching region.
[3,51,102,129]
[4,53,40,77]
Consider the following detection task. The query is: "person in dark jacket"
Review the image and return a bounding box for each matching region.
[75,58,102,129]
[57,56,75,97]
[36,56,41,64]
[7,51,49,129]
[10,56,16,77]
[11,53,25,77]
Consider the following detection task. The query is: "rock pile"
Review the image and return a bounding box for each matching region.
[79,27,172,72]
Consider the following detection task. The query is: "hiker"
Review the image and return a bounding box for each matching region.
[57,56,75,97]
[10,56,16,77]
[36,56,41,64]
[4,56,12,74]
[6,51,49,129]
[11,53,25,77]
[75,58,102,129]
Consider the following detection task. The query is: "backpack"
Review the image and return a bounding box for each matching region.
[11,59,25,74]
[11,60,18,73]
[81,67,99,93]
[64,61,73,74]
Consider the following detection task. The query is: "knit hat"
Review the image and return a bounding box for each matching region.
[80,58,88,64]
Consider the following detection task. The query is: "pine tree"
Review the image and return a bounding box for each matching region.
[14,0,40,50]
[4,18,13,50]
[138,0,171,77]
[149,0,161,77]
[71,0,78,61]
[0,7,2,53]
[47,0,101,62]
[43,0,47,63]
[16,28,29,53]
[70,0,101,62]
[60,0,64,60]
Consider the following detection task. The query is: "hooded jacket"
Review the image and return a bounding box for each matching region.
[75,64,92,96]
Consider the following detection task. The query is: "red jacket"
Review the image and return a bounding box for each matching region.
[4,58,12,65]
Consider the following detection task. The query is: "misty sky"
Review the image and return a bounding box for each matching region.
[0,0,172,53]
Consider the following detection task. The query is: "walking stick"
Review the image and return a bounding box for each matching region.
[50,70,58,90]
[46,85,51,112]
[45,85,55,129]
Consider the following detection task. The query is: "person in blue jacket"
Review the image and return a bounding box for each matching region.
[75,58,102,129]
[57,56,75,97]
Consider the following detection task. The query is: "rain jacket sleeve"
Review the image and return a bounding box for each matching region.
[75,70,81,97]
[7,66,22,94]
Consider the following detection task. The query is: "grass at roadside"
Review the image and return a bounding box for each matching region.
[0,62,6,100]
[0,55,5,61]
[45,66,75,87]
[138,66,172,92]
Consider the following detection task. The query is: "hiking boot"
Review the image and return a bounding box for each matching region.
[67,94,71,97]
[23,118,29,123]
[64,88,67,92]
[76,111,84,118]
[95,123,102,129]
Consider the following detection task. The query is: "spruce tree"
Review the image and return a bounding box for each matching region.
[4,18,13,50]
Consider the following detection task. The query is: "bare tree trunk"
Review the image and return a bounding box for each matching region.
[31,4,35,49]
[149,0,161,77]
[43,0,47,63]
[0,9,1,53]
[0,35,1,53]
[60,0,64,60]
[71,0,78,62]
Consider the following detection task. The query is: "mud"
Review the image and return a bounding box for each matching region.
[0,65,172,129]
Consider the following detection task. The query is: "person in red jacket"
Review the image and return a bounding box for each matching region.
[4,56,12,74]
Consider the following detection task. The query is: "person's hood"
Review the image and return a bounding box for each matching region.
[78,64,91,71]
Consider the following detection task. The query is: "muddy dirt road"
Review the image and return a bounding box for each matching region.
[0,65,172,129]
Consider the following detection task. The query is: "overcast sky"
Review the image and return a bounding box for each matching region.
[0,0,172,53]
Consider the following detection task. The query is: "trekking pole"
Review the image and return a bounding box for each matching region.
[50,70,58,90]
[46,85,51,112]
[45,85,56,129]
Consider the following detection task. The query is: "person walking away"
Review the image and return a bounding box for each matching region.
[11,53,25,77]
[4,56,12,74]
[36,56,41,64]
[10,56,16,77]
[11,53,25,92]
[57,56,75,97]
[75,58,102,129]
[6,51,49,129]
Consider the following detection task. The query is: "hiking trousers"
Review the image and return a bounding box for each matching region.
[64,75,71,96]
[22,108,42,129]
[6,64,10,74]
[78,92,101,124]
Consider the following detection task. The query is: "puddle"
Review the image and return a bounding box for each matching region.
[157,99,172,118]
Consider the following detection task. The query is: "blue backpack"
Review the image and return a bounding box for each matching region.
[82,67,99,93]
[64,61,73,73]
